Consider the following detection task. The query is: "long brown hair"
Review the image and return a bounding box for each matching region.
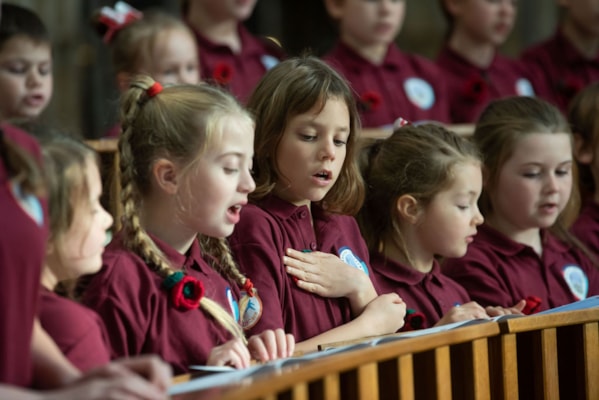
[247,55,364,215]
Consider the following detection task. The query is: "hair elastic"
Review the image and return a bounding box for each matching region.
[146,82,163,98]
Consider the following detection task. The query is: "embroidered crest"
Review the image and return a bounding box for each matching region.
[562,265,588,300]
[338,246,369,276]
[261,55,279,71]
[403,77,435,110]
[240,290,263,330]
[226,287,240,322]
[515,78,535,96]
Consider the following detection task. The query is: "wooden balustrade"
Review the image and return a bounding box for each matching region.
[170,308,599,400]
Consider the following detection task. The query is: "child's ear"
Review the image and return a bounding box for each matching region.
[116,72,132,93]
[324,0,343,19]
[573,133,593,164]
[152,158,179,195]
[443,0,462,16]
[395,194,421,224]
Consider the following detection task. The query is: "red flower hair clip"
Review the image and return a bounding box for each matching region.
[97,1,142,44]
[213,62,233,85]
[403,308,426,331]
[162,271,205,311]
[461,74,489,104]
[359,90,382,113]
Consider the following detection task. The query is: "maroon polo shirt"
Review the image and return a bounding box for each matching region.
[39,288,110,372]
[571,201,599,257]
[370,252,470,330]
[521,29,599,113]
[442,224,599,312]
[82,233,239,374]
[2,123,41,161]
[228,194,371,342]
[0,130,47,387]
[436,45,539,123]
[323,41,450,128]
[189,23,284,103]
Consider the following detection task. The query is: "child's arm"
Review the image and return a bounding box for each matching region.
[294,293,406,354]
[284,249,377,315]
[27,319,171,399]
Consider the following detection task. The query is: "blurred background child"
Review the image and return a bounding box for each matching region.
[39,134,113,372]
[0,125,171,399]
[182,0,284,103]
[93,1,200,137]
[0,3,52,128]
[323,0,450,129]
[436,0,541,123]
[229,56,406,353]
[443,96,599,312]
[569,82,599,256]
[359,124,522,330]
[521,0,599,113]
[82,76,293,374]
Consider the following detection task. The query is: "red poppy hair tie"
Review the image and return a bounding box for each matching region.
[146,82,163,98]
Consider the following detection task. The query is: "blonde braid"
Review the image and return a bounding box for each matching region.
[200,236,256,324]
[118,75,249,342]
[118,80,172,278]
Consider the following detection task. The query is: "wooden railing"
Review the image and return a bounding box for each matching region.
[170,308,599,400]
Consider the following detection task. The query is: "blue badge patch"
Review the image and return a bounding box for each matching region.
[261,55,279,71]
[562,265,588,300]
[403,77,435,110]
[338,246,369,276]
[515,78,535,96]
[226,287,240,322]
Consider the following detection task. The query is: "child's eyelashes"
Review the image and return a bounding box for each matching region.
[334,139,347,146]
[299,134,317,142]
[555,169,570,177]
[224,167,239,174]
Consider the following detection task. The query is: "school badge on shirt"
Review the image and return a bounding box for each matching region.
[515,78,535,97]
[338,246,369,276]
[240,290,263,330]
[261,55,279,71]
[403,77,435,110]
[562,265,588,300]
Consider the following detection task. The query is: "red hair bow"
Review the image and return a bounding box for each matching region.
[98,1,142,44]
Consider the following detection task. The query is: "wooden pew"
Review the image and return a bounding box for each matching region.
[491,308,599,400]
[171,322,502,400]
[170,308,599,400]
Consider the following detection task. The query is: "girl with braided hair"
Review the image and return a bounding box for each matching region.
[82,75,293,374]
